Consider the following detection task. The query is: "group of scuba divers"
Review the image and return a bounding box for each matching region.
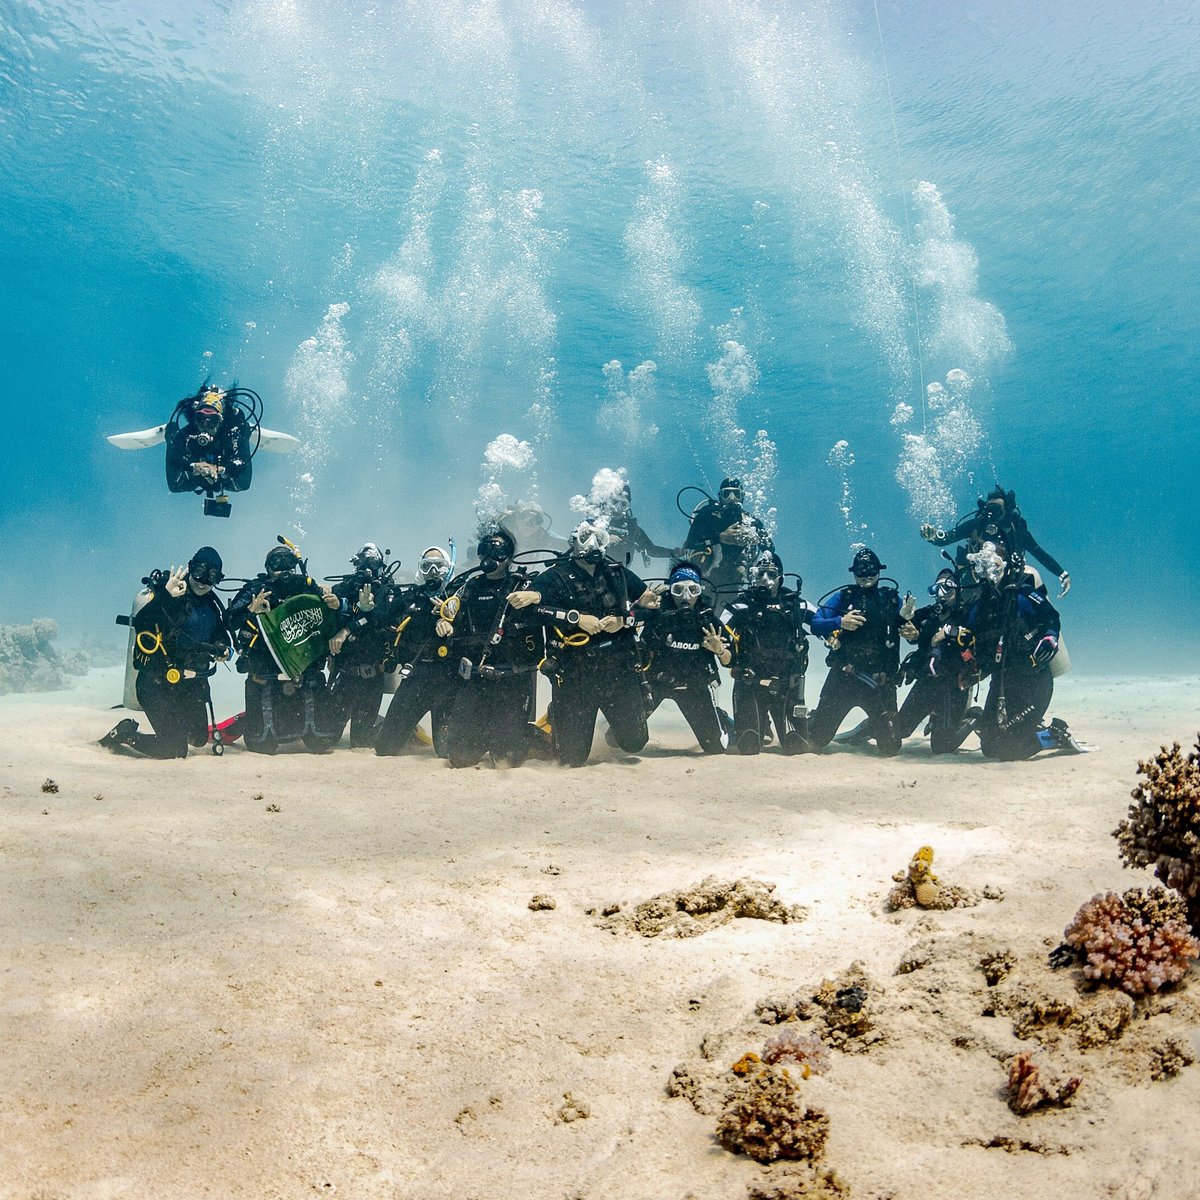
[100,464,1088,767]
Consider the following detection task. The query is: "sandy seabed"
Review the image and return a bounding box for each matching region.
[1,668,1198,1200]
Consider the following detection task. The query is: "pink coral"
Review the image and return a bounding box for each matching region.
[1006,1052,1080,1114]
[1114,737,1200,930]
[761,1031,831,1077]
[1063,887,1199,996]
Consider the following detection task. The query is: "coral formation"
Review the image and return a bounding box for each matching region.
[1063,887,1199,996]
[813,967,882,1052]
[979,948,1016,986]
[1115,737,1200,930]
[1005,1052,1081,1114]
[716,1062,830,1164]
[885,846,1000,911]
[603,877,805,938]
[41,779,59,795]
[0,618,88,694]
[1147,1036,1195,1081]
[747,1165,851,1199]
[528,894,556,911]
[761,1031,831,1078]
[756,992,815,1024]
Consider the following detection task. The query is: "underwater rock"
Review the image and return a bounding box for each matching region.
[813,966,882,1053]
[1063,887,1198,996]
[528,894,557,911]
[1115,737,1200,931]
[756,992,816,1025]
[1005,1052,1081,1115]
[0,618,88,695]
[747,1164,851,1199]
[716,1061,830,1164]
[602,877,806,938]
[1147,1035,1195,1081]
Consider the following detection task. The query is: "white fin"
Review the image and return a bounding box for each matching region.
[106,424,167,449]
[258,428,300,454]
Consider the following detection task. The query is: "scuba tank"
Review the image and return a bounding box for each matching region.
[115,571,167,711]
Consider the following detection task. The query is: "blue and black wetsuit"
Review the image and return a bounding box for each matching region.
[969,580,1061,760]
[808,582,907,755]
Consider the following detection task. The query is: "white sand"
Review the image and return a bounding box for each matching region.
[2,669,1198,1199]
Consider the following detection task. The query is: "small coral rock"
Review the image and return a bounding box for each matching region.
[716,1063,829,1164]
[528,894,557,911]
[748,1165,852,1200]
[1005,1052,1081,1114]
[604,877,805,938]
[41,778,58,794]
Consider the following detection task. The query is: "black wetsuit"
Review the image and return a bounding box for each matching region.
[530,558,649,768]
[720,586,813,753]
[165,414,253,495]
[640,598,730,754]
[128,584,229,758]
[808,583,907,755]
[894,600,977,754]
[227,572,339,753]
[928,508,1064,579]
[444,569,544,768]
[374,581,462,757]
[328,574,399,748]
[969,581,1061,761]
[683,501,773,591]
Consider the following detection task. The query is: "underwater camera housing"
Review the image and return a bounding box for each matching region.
[203,494,232,518]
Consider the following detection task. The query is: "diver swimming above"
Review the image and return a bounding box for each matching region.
[105,380,298,517]
[920,484,1071,598]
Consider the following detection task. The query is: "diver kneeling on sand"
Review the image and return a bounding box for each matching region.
[806,548,920,756]
[226,542,342,754]
[963,540,1086,759]
[517,520,660,767]
[719,552,813,755]
[640,562,733,754]
[440,528,544,768]
[101,547,230,758]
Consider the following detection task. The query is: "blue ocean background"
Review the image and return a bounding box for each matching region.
[1,0,1195,674]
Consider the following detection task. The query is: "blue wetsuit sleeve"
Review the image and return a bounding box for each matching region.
[810,591,849,638]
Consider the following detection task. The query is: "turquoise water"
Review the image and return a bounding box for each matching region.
[1,0,1195,672]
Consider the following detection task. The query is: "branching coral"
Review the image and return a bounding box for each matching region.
[1063,887,1199,996]
[716,1062,829,1164]
[1005,1052,1080,1114]
[1115,737,1200,930]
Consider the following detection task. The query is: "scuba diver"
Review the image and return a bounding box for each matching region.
[639,562,733,754]
[512,520,660,767]
[100,547,230,758]
[441,528,544,768]
[374,546,463,757]
[848,566,979,755]
[226,542,341,753]
[106,381,298,517]
[962,540,1084,760]
[807,548,920,756]
[682,477,773,592]
[326,543,399,748]
[596,481,676,568]
[920,483,1071,598]
[719,551,814,755]
[498,500,571,556]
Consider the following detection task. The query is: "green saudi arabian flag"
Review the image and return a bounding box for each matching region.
[256,592,337,682]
